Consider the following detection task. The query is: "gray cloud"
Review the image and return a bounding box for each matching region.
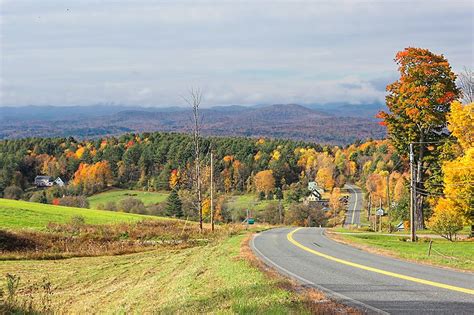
[1,0,472,107]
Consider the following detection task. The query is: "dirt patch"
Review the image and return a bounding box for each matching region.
[240,233,361,315]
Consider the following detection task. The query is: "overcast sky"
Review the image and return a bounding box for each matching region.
[1,0,472,107]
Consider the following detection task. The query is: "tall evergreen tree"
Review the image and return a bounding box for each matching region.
[166,189,183,218]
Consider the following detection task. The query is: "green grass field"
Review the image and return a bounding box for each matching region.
[227,194,278,213]
[0,198,159,230]
[332,233,474,271]
[0,232,312,313]
[87,189,169,209]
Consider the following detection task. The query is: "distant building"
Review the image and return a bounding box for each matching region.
[35,176,53,187]
[54,177,65,187]
[34,176,65,187]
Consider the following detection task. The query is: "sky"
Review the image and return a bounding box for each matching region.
[0,0,473,107]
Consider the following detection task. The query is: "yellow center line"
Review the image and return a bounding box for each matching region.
[287,228,474,295]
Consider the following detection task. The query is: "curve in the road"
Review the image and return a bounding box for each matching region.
[288,228,474,295]
[344,184,362,226]
[252,227,474,314]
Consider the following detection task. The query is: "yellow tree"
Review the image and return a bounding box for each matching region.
[254,170,275,197]
[432,101,474,236]
[316,167,334,191]
[447,101,473,151]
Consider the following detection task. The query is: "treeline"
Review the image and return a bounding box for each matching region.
[0,131,408,221]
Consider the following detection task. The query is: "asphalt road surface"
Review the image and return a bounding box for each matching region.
[344,184,363,226]
[251,227,474,314]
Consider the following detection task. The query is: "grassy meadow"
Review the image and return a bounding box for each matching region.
[0,198,161,231]
[87,189,169,209]
[330,232,474,271]
[0,230,320,313]
[227,194,278,214]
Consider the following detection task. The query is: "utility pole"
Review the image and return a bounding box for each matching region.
[386,174,391,232]
[379,198,382,232]
[210,150,214,232]
[367,193,371,221]
[409,143,416,242]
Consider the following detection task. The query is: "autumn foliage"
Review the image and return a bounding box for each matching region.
[254,170,275,197]
[72,161,112,195]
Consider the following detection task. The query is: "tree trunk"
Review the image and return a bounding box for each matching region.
[415,192,424,230]
[415,135,425,230]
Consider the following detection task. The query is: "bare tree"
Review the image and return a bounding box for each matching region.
[458,67,474,104]
[184,88,204,232]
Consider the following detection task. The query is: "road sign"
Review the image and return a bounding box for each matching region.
[376,208,385,216]
[248,218,255,225]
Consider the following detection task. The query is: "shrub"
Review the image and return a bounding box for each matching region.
[259,203,282,225]
[58,196,89,208]
[118,197,146,214]
[3,186,23,200]
[147,203,167,216]
[29,191,48,204]
[104,201,117,211]
[285,203,326,227]
[428,199,463,241]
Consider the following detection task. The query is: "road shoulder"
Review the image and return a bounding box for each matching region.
[326,230,474,273]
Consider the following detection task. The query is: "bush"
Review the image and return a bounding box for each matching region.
[259,203,282,225]
[58,196,89,208]
[285,203,326,227]
[104,201,117,211]
[118,197,146,214]
[3,186,23,200]
[147,203,167,216]
[29,191,48,204]
[428,199,463,241]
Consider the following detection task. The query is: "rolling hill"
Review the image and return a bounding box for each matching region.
[0,103,386,144]
[0,198,161,230]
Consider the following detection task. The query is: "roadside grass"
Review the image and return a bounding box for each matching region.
[87,189,169,209]
[0,198,161,231]
[0,231,314,313]
[332,226,471,235]
[330,232,474,271]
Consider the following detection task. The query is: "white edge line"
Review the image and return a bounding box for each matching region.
[251,232,389,315]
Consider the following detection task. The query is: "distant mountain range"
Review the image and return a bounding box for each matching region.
[0,103,386,145]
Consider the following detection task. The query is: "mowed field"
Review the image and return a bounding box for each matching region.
[87,189,169,209]
[0,198,161,230]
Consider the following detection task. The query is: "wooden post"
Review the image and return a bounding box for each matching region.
[427,240,433,256]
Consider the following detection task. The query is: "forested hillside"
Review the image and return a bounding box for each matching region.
[0,131,407,224]
[0,103,386,144]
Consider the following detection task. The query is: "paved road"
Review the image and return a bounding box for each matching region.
[251,227,474,314]
[344,184,363,226]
